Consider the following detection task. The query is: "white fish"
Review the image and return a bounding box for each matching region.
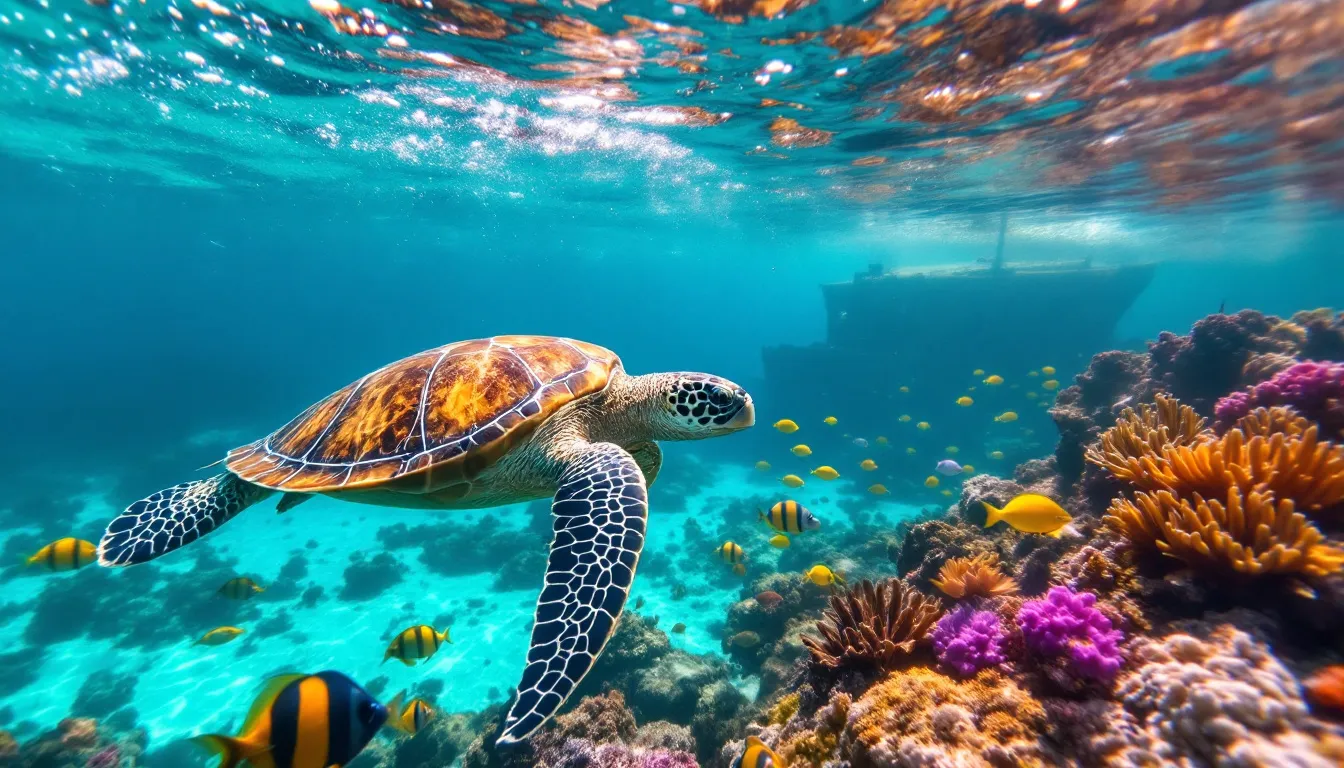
[853,437,868,448]
[935,459,963,476]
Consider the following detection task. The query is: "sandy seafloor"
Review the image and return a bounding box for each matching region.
[0,446,926,747]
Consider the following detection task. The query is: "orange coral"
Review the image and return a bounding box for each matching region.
[1085,393,1208,483]
[1234,406,1311,438]
[930,554,1020,599]
[802,579,941,670]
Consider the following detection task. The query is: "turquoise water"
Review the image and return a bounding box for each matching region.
[2,0,1343,765]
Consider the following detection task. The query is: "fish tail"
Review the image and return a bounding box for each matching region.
[983,502,1002,528]
[1046,527,1064,539]
[386,691,409,734]
[191,734,251,768]
[438,628,452,645]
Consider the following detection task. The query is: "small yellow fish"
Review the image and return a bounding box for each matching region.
[946,446,959,455]
[956,396,973,407]
[924,476,939,488]
[25,538,97,572]
[868,483,889,495]
[736,735,785,768]
[1026,391,1039,400]
[899,386,910,393]
[906,447,917,455]
[195,626,245,646]
[917,421,930,431]
[1027,370,1039,377]
[388,692,435,735]
[973,369,985,376]
[860,459,878,471]
[773,419,800,434]
[984,375,1004,386]
[823,416,838,425]
[804,564,844,587]
[811,466,839,481]
[984,494,1073,537]
[1041,366,1056,376]
[755,460,771,471]
[899,415,912,423]
[782,474,805,488]
[941,489,953,497]
[791,444,812,457]
[1043,380,1059,391]
[218,577,265,600]
[995,411,1019,423]
[769,534,790,549]
[962,464,975,473]
[876,436,889,444]
[990,451,1004,460]
[384,625,452,666]
[717,541,745,564]
[733,563,747,577]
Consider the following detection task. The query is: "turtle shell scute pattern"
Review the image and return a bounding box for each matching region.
[225,336,619,493]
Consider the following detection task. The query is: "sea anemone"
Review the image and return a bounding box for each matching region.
[802,579,942,670]
[1085,393,1208,484]
[929,554,1020,599]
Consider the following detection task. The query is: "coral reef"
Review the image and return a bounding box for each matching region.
[803,579,941,671]
[930,554,1019,600]
[1084,393,1207,483]
[5,718,147,768]
[338,551,405,602]
[1148,310,1298,415]
[930,606,1007,678]
[1017,587,1123,683]
[1050,349,1152,486]
[1215,360,1344,439]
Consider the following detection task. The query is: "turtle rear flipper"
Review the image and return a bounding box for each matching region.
[98,474,272,567]
[497,443,647,745]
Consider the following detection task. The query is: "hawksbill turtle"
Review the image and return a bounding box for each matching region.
[95,335,754,743]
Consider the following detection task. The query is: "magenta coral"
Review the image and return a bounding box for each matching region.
[931,605,1006,677]
[1213,360,1344,437]
[1017,587,1123,682]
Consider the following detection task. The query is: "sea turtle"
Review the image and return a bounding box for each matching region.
[96,335,754,744]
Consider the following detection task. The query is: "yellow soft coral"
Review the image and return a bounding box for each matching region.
[767,692,800,726]
[1234,406,1311,438]
[930,553,1020,599]
[1086,393,1208,483]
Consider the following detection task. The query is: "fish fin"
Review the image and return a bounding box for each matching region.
[386,691,409,734]
[982,502,1002,528]
[438,628,452,645]
[191,734,263,768]
[1045,528,1064,539]
[399,657,417,667]
[240,674,306,736]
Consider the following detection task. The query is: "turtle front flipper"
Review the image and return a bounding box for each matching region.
[98,473,273,567]
[497,443,648,745]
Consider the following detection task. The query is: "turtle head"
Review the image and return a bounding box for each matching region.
[652,373,755,440]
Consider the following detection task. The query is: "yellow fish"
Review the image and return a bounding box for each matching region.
[995,411,1019,423]
[924,476,939,488]
[804,564,844,587]
[941,489,953,497]
[782,474,805,488]
[990,451,1004,460]
[876,436,889,445]
[917,421,930,431]
[983,494,1073,537]
[388,692,435,735]
[791,444,812,457]
[860,459,878,471]
[1043,380,1059,390]
[956,396,973,407]
[946,446,959,454]
[1041,366,1056,376]
[755,461,771,471]
[984,375,1004,386]
[733,563,747,577]
[868,483,889,495]
[760,500,820,534]
[195,626,245,646]
[811,466,839,481]
[1026,391,1039,400]
[906,447,917,455]
[384,625,452,666]
[899,415,911,423]
[734,735,785,768]
[962,464,975,473]
[25,538,97,572]
[1027,370,1039,377]
[773,419,800,434]
[823,416,838,425]
[768,534,790,549]
[899,386,910,393]
[973,369,985,376]
[717,541,745,564]
[218,577,265,600]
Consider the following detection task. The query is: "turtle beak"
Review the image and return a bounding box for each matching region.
[724,397,755,431]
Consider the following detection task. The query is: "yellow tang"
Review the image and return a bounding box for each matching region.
[995,411,1019,423]
[990,451,1005,460]
[984,494,1073,537]
[899,386,910,393]
[384,625,451,666]
[973,369,985,376]
[781,474,805,488]
[768,534,790,549]
[956,396,973,407]
[1042,380,1059,390]
[823,416,838,425]
[1041,366,1056,376]
[876,436,889,445]
[868,483,889,495]
[946,446,959,454]
[804,564,844,587]
[218,577,266,600]
[760,501,821,534]
[899,415,911,423]
[860,459,878,471]
[917,421,930,431]
[25,538,97,572]
[773,419,799,434]
[388,692,435,735]
[905,447,917,455]
[811,466,839,481]
[755,461,771,471]
[924,476,939,488]
[193,671,388,768]
[791,444,812,457]
[717,541,745,564]
[195,626,245,646]
[984,375,1004,386]
[962,464,975,474]
[734,735,785,768]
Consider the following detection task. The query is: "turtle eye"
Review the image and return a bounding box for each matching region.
[708,385,734,407]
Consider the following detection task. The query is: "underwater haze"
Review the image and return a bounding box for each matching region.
[2,0,1344,766]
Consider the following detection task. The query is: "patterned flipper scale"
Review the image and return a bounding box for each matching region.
[497,443,648,745]
[98,473,272,567]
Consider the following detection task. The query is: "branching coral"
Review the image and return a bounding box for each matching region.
[1085,393,1208,484]
[930,554,1020,599]
[802,579,941,670]
[1105,488,1344,578]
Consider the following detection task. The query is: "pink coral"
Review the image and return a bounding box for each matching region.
[1215,361,1344,438]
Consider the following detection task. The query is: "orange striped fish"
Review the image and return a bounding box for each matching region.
[387,691,435,735]
[218,577,265,600]
[383,625,451,666]
[735,735,786,767]
[758,501,821,534]
[193,671,387,768]
[25,538,96,572]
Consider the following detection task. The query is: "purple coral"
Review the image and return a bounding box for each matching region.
[1017,587,1123,682]
[1213,360,1344,437]
[931,605,1007,677]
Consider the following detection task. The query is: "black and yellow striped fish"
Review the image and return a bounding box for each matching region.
[735,735,785,767]
[758,501,821,534]
[383,625,451,667]
[717,541,745,565]
[387,691,435,735]
[193,670,387,768]
[25,538,97,571]
[218,577,265,600]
